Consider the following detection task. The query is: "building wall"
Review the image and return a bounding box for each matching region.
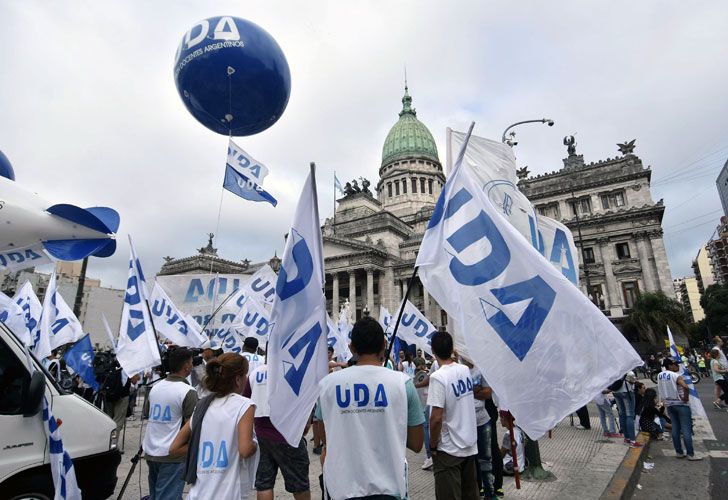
[678,277,704,322]
[692,245,715,295]
[717,160,728,218]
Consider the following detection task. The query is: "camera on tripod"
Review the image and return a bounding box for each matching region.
[159,346,204,374]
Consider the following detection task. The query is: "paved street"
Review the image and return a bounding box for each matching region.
[114,399,629,499]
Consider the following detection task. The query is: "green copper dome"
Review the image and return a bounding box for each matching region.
[381,86,439,167]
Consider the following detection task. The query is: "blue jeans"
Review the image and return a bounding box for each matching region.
[147,461,185,500]
[613,391,635,441]
[596,402,617,434]
[476,423,494,497]
[423,406,431,458]
[667,405,694,456]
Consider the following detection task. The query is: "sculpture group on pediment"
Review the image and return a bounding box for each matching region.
[343,177,372,196]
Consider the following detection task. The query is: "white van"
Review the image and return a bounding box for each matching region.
[0,323,121,499]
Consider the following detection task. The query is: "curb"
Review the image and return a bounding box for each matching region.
[600,432,651,500]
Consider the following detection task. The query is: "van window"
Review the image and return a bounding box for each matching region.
[0,336,30,415]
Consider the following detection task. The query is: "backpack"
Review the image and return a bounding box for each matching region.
[607,374,627,392]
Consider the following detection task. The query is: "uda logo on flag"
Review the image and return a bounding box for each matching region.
[428,186,556,361]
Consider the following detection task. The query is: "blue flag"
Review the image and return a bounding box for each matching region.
[64,334,99,391]
[223,165,278,206]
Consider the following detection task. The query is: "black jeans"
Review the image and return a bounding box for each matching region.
[576,405,591,429]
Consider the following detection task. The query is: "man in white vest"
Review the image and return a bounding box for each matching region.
[428,331,479,500]
[242,337,264,375]
[142,347,199,498]
[657,357,702,460]
[317,316,424,499]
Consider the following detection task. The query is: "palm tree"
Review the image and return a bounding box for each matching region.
[626,292,688,346]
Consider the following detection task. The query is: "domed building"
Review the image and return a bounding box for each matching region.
[322,85,446,325]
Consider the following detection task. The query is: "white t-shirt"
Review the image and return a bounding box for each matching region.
[143,379,196,458]
[501,427,525,472]
[414,370,429,408]
[402,361,416,379]
[657,370,688,407]
[470,368,490,427]
[318,365,410,500]
[248,364,269,417]
[187,394,258,500]
[427,363,478,457]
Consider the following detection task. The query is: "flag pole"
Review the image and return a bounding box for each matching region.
[506,411,522,489]
[309,162,328,337]
[383,266,418,366]
[333,170,337,236]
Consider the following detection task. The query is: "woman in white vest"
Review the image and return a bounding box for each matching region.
[170,353,258,498]
[317,316,424,499]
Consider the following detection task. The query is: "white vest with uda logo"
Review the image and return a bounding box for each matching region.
[243,352,263,375]
[142,379,195,457]
[318,365,409,500]
[249,364,270,417]
[657,370,687,407]
[428,363,477,457]
[188,394,257,500]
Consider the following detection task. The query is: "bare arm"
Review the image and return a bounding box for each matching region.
[169,420,191,457]
[473,385,492,401]
[407,424,424,452]
[414,374,430,388]
[677,376,690,403]
[429,406,444,452]
[237,406,257,458]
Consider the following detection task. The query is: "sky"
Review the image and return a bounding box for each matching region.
[1,1,727,289]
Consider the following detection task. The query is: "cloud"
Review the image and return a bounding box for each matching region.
[1,1,727,288]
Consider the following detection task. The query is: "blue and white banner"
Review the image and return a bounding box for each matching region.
[326,314,352,362]
[41,272,84,350]
[380,303,435,357]
[13,281,47,358]
[231,297,271,344]
[63,334,99,391]
[149,282,207,348]
[0,243,53,273]
[667,327,706,418]
[268,168,329,446]
[417,127,641,439]
[216,326,245,354]
[536,215,579,285]
[115,236,160,377]
[223,165,278,206]
[227,139,270,185]
[334,173,344,197]
[42,397,82,499]
[1,290,30,343]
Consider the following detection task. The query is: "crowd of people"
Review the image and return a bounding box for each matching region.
[67,324,726,499]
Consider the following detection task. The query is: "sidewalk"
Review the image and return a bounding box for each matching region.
[114,404,629,499]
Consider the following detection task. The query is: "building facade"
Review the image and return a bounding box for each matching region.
[706,217,728,285]
[673,276,705,322]
[692,244,715,296]
[717,159,728,218]
[322,86,447,325]
[518,142,674,325]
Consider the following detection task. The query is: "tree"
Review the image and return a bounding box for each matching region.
[700,284,728,337]
[626,292,689,346]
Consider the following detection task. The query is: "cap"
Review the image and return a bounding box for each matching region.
[243,337,259,350]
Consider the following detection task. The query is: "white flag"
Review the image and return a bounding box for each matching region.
[536,214,579,286]
[227,139,270,185]
[326,314,352,362]
[0,243,53,273]
[13,281,48,358]
[115,237,160,377]
[667,327,706,418]
[1,290,30,343]
[398,301,436,357]
[149,282,207,347]
[416,129,641,439]
[231,297,271,344]
[268,168,329,446]
[42,272,85,350]
[101,313,117,350]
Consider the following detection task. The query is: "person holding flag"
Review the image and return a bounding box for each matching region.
[63,334,99,393]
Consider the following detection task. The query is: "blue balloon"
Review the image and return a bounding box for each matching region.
[173,16,291,136]
[0,150,15,181]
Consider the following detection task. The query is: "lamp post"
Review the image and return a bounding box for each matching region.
[501,118,554,147]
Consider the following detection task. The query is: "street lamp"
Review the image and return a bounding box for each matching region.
[501,118,554,147]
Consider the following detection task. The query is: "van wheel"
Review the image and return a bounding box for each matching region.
[7,473,54,500]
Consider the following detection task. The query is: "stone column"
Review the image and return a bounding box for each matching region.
[366,268,374,316]
[401,280,407,303]
[332,273,339,321]
[648,233,673,296]
[349,270,356,314]
[598,238,623,315]
[384,267,395,312]
[635,234,657,292]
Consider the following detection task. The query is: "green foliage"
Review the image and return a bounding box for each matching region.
[627,291,689,346]
[700,283,728,336]
[686,319,709,346]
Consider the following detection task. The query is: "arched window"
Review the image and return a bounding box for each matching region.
[395,181,400,196]
[387,182,392,197]
[412,178,417,193]
[428,179,433,194]
[420,178,426,193]
[402,179,407,194]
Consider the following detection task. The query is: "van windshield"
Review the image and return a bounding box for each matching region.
[0,323,63,396]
